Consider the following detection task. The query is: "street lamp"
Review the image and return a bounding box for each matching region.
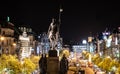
[82,40,87,44]
[0,36,5,41]
[13,43,16,46]
[58,6,63,34]
[0,36,5,55]
[82,40,87,51]
[12,43,16,54]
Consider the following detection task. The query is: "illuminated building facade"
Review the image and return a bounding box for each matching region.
[19,31,32,61]
[0,20,16,55]
[37,32,50,55]
[18,26,35,54]
[93,27,120,58]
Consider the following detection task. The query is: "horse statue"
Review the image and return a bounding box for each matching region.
[48,18,59,50]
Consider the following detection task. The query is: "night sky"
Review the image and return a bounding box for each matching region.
[0,0,120,44]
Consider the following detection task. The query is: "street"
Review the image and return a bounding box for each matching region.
[68,66,94,74]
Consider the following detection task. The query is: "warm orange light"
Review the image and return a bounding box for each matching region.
[106,56,111,58]
[82,50,86,54]
[13,43,16,46]
[0,36,5,41]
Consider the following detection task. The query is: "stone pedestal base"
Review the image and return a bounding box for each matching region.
[47,57,59,74]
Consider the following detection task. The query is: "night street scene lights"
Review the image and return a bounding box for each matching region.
[82,40,87,44]
[0,2,120,74]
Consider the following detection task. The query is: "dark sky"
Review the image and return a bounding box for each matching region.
[0,0,120,44]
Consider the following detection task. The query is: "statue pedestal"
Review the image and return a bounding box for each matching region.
[48,50,57,57]
[47,50,59,74]
[47,57,59,74]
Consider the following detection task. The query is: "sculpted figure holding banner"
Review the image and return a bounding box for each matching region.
[48,18,58,50]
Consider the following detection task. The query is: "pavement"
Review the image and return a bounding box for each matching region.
[68,67,94,74]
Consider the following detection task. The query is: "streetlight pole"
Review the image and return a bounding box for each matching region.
[56,6,63,56]
[58,5,63,35]
[12,43,16,55]
[57,6,63,47]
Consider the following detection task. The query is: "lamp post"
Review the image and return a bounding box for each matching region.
[56,6,63,56]
[0,36,4,55]
[58,6,63,34]
[82,40,87,51]
[12,43,16,54]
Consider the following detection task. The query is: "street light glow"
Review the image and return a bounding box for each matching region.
[60,8,63,12]
[0,36,5,41]
[82,40,87,44]
[13,43,16,46]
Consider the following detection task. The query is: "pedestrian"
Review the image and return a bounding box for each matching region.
[39,54,44,74]
[60,54,69,74]
[43,54,47,74]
